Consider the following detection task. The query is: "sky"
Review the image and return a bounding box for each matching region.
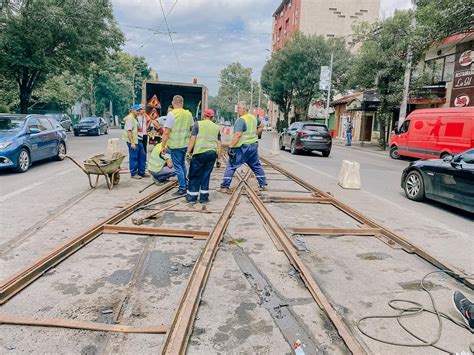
[112,0,412,96]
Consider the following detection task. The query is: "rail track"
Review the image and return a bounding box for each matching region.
[0,155,472,354]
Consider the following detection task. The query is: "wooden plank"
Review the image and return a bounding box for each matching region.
[288,227,383,236]
[103,225,210,240]
[0,314,167,334]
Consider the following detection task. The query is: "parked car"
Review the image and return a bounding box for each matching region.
[45,113,72,131]
[389,107,474,160]
[0,114,67,173]
[279,122,332,156]
[73,116,108,136]
[401,148,474,213]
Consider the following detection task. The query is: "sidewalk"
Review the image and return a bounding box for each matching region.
[332,138,389,156]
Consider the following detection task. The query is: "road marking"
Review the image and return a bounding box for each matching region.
[0,167,76,202]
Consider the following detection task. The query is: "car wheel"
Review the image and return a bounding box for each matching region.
[54,142,66,161]
[74,131,79,137]
[279,137,286,150]
[15,148,30,173]
[96,129,100,136]
[105,128,108,135]
[440,152,450,159]
[404,170,425,201]
[290,140,300,155]
[322,149,330,157]
[390,146,401,159]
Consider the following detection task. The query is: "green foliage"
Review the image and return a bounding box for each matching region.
[261,32,352,129]
[30,73,78,111]
[0,0,124,113]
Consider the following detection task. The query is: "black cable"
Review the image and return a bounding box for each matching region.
[357,270,474,353]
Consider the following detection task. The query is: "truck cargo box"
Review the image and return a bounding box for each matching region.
[142,80,208,119]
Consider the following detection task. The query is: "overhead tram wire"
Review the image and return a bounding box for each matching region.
[138,0,178,49]
[159,0,182,74]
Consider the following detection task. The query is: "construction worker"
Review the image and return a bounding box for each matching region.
[217,101,267,192]
[186,108,222,203]
[161,95,194,195]
[123,104,149,179]
[148,142,176,184]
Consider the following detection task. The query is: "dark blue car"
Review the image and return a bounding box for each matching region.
[0,114,67,173]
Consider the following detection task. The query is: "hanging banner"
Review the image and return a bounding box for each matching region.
[451,41,473,107]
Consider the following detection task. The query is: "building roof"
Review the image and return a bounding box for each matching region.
[331,92,363,105]
[273,0,290,17]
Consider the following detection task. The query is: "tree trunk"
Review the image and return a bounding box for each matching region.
[19,86,31,114]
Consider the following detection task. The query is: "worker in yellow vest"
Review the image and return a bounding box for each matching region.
[161,95,194,195]
[185,108,222,203]
[217,101,267,192]
[123,104,148,179]
[148,142,176,184]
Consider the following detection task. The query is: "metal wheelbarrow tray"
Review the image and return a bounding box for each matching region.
[66,152,125,190]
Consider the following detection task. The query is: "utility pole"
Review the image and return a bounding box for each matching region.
[250,80,254,112]
[237,89,240,120]
[398,0,417,128]
[258,84,261,110]
[325,53,334,127]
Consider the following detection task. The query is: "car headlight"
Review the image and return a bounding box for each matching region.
[0,141,13,149]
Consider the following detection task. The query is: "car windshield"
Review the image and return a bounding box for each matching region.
[46,114,61,120]
[81,118,97,123]
[0,116,26,132]
[459,149,474,164]
[302,125,328,133]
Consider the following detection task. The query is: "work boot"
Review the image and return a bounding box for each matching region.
[173,189,187,196]
[259,185,267,191]
[216,187,229,193]
[453,291,474,329]
[131,175,142,180]
[140,173,151,178]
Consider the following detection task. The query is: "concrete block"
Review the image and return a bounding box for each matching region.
[271,137,280,155]
[105,138,121,156]
[338,160,361,189]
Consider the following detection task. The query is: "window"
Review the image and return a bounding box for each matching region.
[399,120,410,134]
[460,149,474,164]
[27,118,41,130]
[278,26,282,40]
[39,117,53,130]
[289,123,298,130]
[302,125,328,133]
[443,54,455,82]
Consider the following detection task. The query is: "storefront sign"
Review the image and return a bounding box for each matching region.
[451,42,474,107]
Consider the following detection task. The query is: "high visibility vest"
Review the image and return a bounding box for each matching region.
[235,113,258,147]
[193,120,219,155]
[148,143,167,173]
[122,113,138,144]
[168,108,193,149]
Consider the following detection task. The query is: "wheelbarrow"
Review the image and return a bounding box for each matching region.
[66,152,125,190]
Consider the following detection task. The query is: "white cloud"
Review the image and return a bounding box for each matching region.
[113,0,413,95]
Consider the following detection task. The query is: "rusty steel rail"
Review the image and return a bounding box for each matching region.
[161,177,247,355]
[244,182,367,354]
[0,182,177,305]
[103,225,210,240]
[260,156,473,288]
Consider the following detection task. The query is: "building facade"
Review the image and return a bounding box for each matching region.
[272,0,380,52]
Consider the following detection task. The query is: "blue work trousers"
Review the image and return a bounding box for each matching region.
[127,142,146,177]
[346,131,352,146]
[221,143,267,188]
[170,148,187,190]
[187,151,217,202]
[150,166,176,183]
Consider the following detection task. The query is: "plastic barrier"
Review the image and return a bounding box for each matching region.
[338,160,361,189]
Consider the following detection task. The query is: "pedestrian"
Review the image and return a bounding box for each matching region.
[123,104,149,179]
[137,105,151,152]
[186,108,222,204]
[148,142,176,184]
[161,95,194,195]
[346,119,353,146]
[217,101,267,192]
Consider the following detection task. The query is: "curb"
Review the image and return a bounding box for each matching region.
[332,141,389,156]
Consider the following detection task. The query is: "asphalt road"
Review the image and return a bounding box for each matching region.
[259,132,473,235]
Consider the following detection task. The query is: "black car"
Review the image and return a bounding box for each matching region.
[46,113,72,132]
[73,116,108,136]
[401,149,474,213]
[279,122,332,156]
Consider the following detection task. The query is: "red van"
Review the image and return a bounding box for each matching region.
[389,107,474,159]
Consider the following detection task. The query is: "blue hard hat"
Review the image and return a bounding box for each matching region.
[132,104,141,111]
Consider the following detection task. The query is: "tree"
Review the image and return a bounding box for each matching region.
[0,0,124,113]
[350,11,412,149]
[30,73,78,112]
[261,33,352,130]
[214,63,252,121]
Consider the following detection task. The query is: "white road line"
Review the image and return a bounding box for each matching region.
[0,167,76,202]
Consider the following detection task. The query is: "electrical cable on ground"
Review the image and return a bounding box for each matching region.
[357,270,474,354]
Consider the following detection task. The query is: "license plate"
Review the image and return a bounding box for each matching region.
[311,136,323,140]
[80,130,87,133]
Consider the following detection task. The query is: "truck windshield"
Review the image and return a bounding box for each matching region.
[0,116,26,132]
